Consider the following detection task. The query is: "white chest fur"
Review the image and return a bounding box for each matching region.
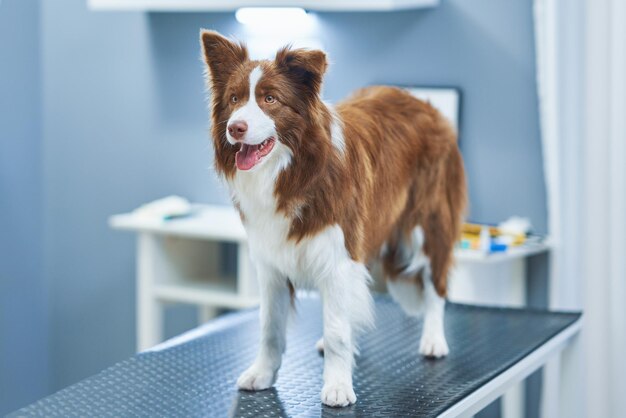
[230,147,350,287]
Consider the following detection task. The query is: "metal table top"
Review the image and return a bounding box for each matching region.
[10,296,581,417]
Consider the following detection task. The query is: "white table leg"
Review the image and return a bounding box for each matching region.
[501,261,526,418]
[137,233,163,351]
[502,386,524,418]
[449,258,526,418]
[237,242,257,297]
[557,333,584,418]
[198,306,218,323]
[541,331,584,418]
[541,355,560,417]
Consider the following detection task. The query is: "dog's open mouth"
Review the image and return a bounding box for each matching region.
[235,137,276,171]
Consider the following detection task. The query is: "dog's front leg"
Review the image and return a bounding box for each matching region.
[319,269,357,407]
[237,265,290,391]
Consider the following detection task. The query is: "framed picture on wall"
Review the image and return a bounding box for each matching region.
[404,86,462,136]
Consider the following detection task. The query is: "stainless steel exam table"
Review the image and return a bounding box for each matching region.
[10,295,581,417]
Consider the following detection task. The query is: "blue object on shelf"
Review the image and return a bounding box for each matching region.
[490,242,508,252]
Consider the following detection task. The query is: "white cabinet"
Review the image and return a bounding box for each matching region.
[110,205,257,351]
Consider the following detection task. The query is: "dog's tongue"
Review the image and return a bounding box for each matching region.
[236,143,261,170]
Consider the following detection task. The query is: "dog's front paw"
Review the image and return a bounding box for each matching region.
[419,332,449,358]
[237,365,276,391]
[321,382,356,407]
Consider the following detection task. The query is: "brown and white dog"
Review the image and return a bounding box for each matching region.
[200,31,467,407]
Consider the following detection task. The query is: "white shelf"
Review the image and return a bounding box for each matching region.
[88,0,439,12]
[110,204,247,242]
[111,203,549,264]
[454,242,551,264]
[116,206,258,350]
[154,282,258,309]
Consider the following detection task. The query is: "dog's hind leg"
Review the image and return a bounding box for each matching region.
[416,269,449,357]
[384,226,449,358]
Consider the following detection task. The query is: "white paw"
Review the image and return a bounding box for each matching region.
[237,365,276,391]
[321,382,356,407]
[316,337,324,353]
[419,332,449,358]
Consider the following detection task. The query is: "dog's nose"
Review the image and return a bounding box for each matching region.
[227,121,248,141]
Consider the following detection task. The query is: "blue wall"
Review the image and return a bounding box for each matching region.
[2,0,545,410]
[146,0,546,231]
[41,1,235,391]
[0,0,49,414]
[319,1,546,231]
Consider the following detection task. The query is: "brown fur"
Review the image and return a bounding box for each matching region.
[201,31,467,297]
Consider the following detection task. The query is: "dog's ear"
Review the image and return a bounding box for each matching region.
[275,47,328,97]
[200,30,248,89]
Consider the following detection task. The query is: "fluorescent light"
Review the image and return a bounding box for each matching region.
[235,7,309,27]
[235,7,320,59]
[246,38,324,60]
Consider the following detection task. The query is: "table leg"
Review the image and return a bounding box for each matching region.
[198,306,218,323]
[449,259,526,418]
[237,242,257,297]
[541,331,583,418]
[137,233,163,351]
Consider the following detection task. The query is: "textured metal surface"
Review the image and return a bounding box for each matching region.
[11,296,580,418]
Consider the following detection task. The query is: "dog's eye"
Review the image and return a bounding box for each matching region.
[231,95,238,103]
[264,95,276,104]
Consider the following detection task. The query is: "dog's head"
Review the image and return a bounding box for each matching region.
[200,30,332,179]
